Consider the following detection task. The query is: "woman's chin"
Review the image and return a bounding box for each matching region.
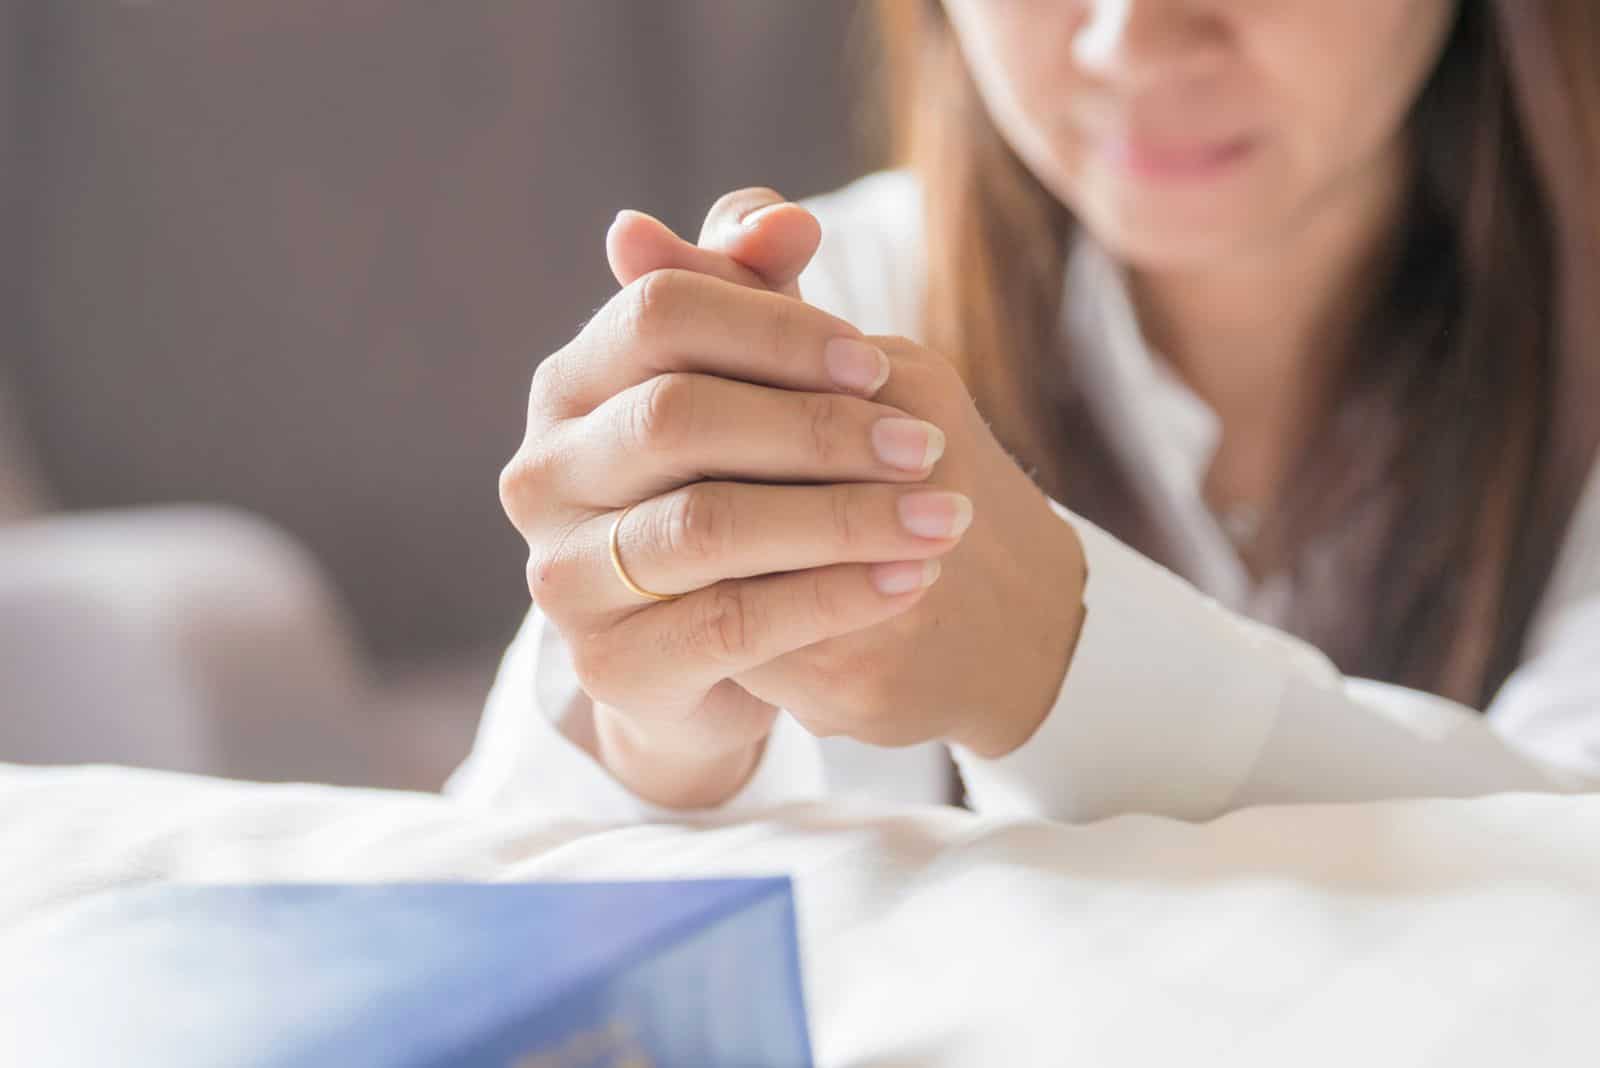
[1063,163,1285,272]
[1084,211,1267,275]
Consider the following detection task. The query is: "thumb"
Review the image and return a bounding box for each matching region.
[606,209,770,290]
[603,188,823,298]
[697,187,822,300]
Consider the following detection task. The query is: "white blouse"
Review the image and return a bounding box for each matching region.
[448,171,1600,821]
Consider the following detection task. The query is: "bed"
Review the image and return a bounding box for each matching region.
[3,763,1597,1065]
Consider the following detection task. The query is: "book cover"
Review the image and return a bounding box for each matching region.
[0,878,814,1067]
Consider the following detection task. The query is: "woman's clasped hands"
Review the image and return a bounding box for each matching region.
[500,187,1087,808]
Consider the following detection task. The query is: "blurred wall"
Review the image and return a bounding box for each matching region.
[5,1,871,664]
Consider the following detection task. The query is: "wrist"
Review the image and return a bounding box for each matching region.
[953,503,1087,759]
[591,702,766,810]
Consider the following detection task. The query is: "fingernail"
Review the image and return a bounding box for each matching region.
[872,417,945,470]
[898,492,974,540]
[825,337,890,395]
[871,559,942,596]
[740,202,788,229]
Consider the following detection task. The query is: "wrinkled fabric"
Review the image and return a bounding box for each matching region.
[5,763,1600,1066]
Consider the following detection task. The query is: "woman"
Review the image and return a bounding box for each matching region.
[450,0,1600,820]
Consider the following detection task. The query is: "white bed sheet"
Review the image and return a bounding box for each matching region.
[2,763,1598,1066]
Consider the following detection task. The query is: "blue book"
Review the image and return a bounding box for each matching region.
[1,879,814,1067]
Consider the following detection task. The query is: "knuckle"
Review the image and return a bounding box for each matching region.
[523,554,544,602]
[826,484,861,552]
[694,583,756,666]
[619,267,693,343]
[799,636,851,680]
[497,455,526,522]
[925,352,969,398]
[822,642,908,731]
[804,568,847,627]
[662,483,734,565]
[880,334,963,391]
[528,353,559,406]
[567,631,617,703]
[800,392,840,466]
[527,342,584,418]
[524,551,561,607]
[853,669,903,724]
[522,517,587,610]
[630,372,698,453]
[497,448,547,526]
[522,545,567,605]
[757,294,805,366]
[875,334,922,362]
[931,356,968,398]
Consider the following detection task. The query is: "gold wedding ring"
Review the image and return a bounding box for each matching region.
[608,503,681,603]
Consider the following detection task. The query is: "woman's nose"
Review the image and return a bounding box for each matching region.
[1071,0,1223,87]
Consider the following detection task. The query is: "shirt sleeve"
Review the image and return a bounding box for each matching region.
[952,500,1598,823]
[443,606,828,819]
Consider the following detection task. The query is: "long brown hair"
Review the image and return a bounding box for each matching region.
[872,0,1599,706]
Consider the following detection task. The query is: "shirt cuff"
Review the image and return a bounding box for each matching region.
[445,608,827,821]
[952,503,1284,822]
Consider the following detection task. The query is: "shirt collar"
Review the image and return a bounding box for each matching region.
[1061,234,1222,502]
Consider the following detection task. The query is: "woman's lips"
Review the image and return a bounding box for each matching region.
[1097,133,1258,182]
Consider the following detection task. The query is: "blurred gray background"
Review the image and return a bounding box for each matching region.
[0,1,874,789]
